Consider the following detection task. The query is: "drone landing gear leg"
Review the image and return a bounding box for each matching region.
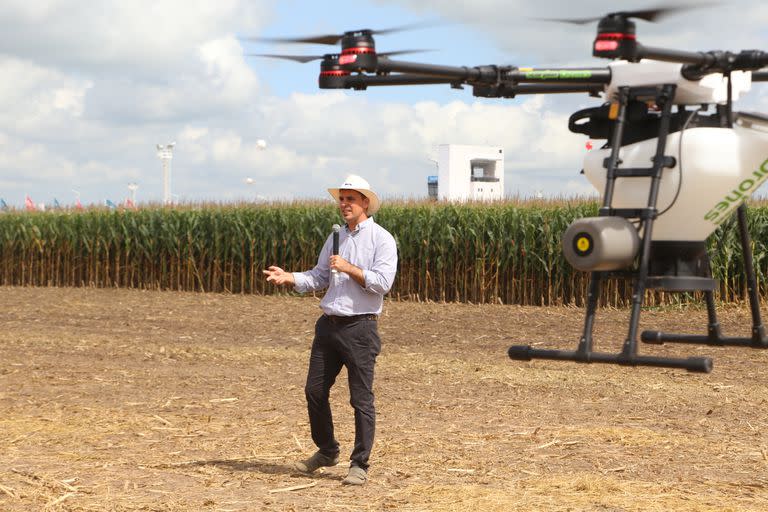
[509,83,713,373]
[508,272,604,364]
[508,270,711,371]
[614,190,712,372]
[642,204,768,348]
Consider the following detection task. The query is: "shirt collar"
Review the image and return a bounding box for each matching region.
[346,216,374,233]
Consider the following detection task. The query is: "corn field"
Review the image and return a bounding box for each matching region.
[1,200,767,306]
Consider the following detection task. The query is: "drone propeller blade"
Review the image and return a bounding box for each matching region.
[247,34,344,46]
[621,6,690,22]
[379,49,435,58]
[247,49,429,64]
[534,16,601,25]
[245,53,325,63]
[372,20,443,35]
[244,20,442,46]
[536,10,669,25]
[538,3,716,25]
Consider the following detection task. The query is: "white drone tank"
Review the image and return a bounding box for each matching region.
[583,116,768,241]
[606,60,751,105]
[582,62,767,242]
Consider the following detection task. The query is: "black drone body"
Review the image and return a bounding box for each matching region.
[251,8,768,373]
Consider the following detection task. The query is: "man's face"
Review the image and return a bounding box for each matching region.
[337,189,369,224]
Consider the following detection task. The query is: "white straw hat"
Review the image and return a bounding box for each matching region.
[327,174,381,216]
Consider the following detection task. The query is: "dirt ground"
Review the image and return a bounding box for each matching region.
[0,287,767,511]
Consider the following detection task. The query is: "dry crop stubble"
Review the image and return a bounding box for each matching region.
[0,287,766,511]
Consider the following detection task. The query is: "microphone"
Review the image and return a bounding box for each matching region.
[331,224,340,274]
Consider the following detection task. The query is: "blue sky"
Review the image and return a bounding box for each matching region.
[1,0,767,207]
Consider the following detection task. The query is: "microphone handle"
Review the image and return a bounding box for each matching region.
[331,231,340,275]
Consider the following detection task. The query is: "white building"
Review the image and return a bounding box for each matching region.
[433,144,504,202]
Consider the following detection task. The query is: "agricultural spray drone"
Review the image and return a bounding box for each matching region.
[252,7,768,373]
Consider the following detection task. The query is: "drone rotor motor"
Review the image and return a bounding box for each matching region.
[594,14,639,61]
[339,31,379,72]
[318,54,350,89]
[562,217,640,272]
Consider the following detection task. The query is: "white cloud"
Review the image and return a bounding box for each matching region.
[199,37,261,106]
[0,0,274,205]
[0,0,765,206]
[178,126,210,164]
[0,57,92,136]
[220,92,587,198]
[0,133,75,182]
[373,0,768,66]
[212,132,243,162]
[84,38,261,124]
[0,131,140,196]
[0,0,269,75]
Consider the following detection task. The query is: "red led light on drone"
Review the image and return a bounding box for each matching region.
[595,40,619,52]
[597,32,636,41]
[594,32,635,52]
[339,47,374,65]
[342,47,376,54]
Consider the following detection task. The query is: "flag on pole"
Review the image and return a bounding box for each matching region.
[125,198,135,209]
[0,199,7,211]
[105,199,117,209]
[75,197,83,210]
[25,195,36,211]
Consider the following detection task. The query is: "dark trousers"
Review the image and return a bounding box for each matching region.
[305,314,381,470]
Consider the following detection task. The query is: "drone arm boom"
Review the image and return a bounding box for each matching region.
[731,51,768,71]
[343,74,460,88]
[639,45,768,77]
[503,68,611,84]
[639,45,715,66]
[380,59,612,86]
[510,83,604,94]
[335,72,605,97]
[378,58,504,81]
[473,82,604,98]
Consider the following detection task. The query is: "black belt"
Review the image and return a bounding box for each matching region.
[323,313,378,324]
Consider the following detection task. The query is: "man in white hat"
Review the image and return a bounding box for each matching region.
[263,174,398,486]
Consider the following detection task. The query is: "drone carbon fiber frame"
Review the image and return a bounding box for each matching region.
[263,11,768,372]
[319,53,768,96]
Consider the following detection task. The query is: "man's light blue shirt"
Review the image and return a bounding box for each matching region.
[292,217,397,316]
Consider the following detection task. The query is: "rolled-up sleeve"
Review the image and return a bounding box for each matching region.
[293,237,332,293]
[362,231,398,295]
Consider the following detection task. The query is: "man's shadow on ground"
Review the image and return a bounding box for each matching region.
[157,457,342,481]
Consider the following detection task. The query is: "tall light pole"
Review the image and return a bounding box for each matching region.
[156,142,175,205]
[127,182,139,206]
[72,189,83,210]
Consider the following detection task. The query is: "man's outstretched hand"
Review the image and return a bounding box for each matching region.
[263,266,295,286]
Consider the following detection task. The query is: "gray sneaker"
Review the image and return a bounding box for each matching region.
[341,466,367,485]
[294,451,339,473]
